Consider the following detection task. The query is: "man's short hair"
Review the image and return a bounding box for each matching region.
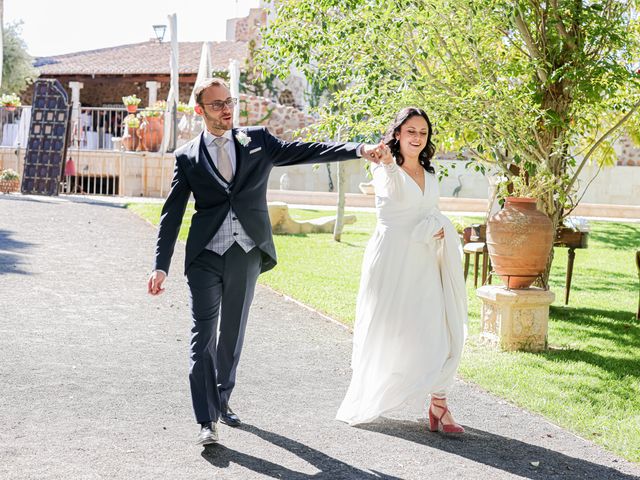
[193,78,230,105]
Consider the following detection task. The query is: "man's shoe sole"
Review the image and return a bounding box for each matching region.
[197,436,218,445]
[220,417,242,427]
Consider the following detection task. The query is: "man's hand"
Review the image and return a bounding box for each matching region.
[360,143,382,164]
[148,270,167,296]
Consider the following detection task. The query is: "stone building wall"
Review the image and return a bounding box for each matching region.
[232,8,268,42]
[238,93,315,140]
[614,134,640,166]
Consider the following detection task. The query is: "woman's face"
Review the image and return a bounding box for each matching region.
[395,115,429,159]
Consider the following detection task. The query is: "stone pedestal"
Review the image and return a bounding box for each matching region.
[477,285,555,352]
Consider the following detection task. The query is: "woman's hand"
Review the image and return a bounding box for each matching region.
[433,228,444,240]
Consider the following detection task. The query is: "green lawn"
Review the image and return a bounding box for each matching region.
[129,202,640,462]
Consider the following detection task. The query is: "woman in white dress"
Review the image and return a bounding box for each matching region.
[336,107,467,434]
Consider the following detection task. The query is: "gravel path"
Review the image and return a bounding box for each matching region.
[1,193,638,479]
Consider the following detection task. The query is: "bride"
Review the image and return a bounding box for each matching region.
[336,107,468,434]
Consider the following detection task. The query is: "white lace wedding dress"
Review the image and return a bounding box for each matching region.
[336,162,468,425]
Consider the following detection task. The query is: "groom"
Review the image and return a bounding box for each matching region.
[148,78,377,445]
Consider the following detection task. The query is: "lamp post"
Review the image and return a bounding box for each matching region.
[153,24,167,43]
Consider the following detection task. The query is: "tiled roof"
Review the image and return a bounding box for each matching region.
[34,41,248,76]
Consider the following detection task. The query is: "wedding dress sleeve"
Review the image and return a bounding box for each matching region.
[372,162,403,201]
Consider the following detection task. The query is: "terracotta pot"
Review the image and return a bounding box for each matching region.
[126,105,138,113]
[139,116,163,152]
[0,179,20,193]
[486,197,553,289]
[122,127,140,151]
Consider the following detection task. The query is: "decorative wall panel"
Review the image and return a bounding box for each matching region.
[21,79,71,196]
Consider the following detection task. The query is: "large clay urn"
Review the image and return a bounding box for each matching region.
[486,197,553,289]
[139,116,164,152]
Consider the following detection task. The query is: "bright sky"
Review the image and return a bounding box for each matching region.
[4,0,261,57]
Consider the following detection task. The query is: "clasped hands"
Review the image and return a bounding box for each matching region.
[360,141,394,165]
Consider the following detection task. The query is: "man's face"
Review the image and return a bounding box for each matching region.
[195,85,234,134]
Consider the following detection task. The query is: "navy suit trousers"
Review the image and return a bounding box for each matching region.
[186,243,262,423]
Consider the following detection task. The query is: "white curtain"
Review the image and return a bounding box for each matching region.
[188,42,212,107]
[160,13,179,153]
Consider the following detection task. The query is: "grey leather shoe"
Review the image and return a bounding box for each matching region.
[220,405,242,427]
[196,422,219,445]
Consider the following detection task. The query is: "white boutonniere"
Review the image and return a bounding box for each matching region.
[235,130,251,147]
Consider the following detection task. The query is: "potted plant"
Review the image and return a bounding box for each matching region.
[1,93,22,112]
[139,108,163,118]
[0,168,20,193]
[177,102,194,114]
[122,94,142,113]
[153,100,167,112]
[124,114,141,129]
[122,114,141,151]
[139,109,164,152]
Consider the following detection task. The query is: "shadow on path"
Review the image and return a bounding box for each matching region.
[202,423,400,479]
[0,193,126,209]
[0,229,34,276]
[358,419,636,480]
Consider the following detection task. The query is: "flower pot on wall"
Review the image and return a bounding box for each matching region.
[122,128,140,151]
[486,197,554,289]
[126,105,138,114]
[139,116,163,152]
[0,179,20,193]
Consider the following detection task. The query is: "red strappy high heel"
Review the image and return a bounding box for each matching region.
[429,403,465,435]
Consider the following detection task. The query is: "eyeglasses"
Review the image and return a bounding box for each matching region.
[201,98,238,111]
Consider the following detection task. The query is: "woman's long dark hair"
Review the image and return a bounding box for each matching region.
[383,107,436,174]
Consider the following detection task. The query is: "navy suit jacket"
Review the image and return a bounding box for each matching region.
[154,126,360,275]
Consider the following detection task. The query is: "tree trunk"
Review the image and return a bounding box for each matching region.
[333,161,346,242]
[536,197,563,287]
[534,82,572,287]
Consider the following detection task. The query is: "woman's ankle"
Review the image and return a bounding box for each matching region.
[430,396,447,406]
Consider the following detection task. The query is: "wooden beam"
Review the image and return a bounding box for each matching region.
[40,74,198,83]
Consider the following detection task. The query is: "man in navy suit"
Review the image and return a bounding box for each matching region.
[147,78,378,445]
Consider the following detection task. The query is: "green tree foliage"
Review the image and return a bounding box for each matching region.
[261,0,640,223]
[2,21,38,95]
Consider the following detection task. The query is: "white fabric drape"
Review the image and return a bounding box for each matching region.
[160,13,179,154]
